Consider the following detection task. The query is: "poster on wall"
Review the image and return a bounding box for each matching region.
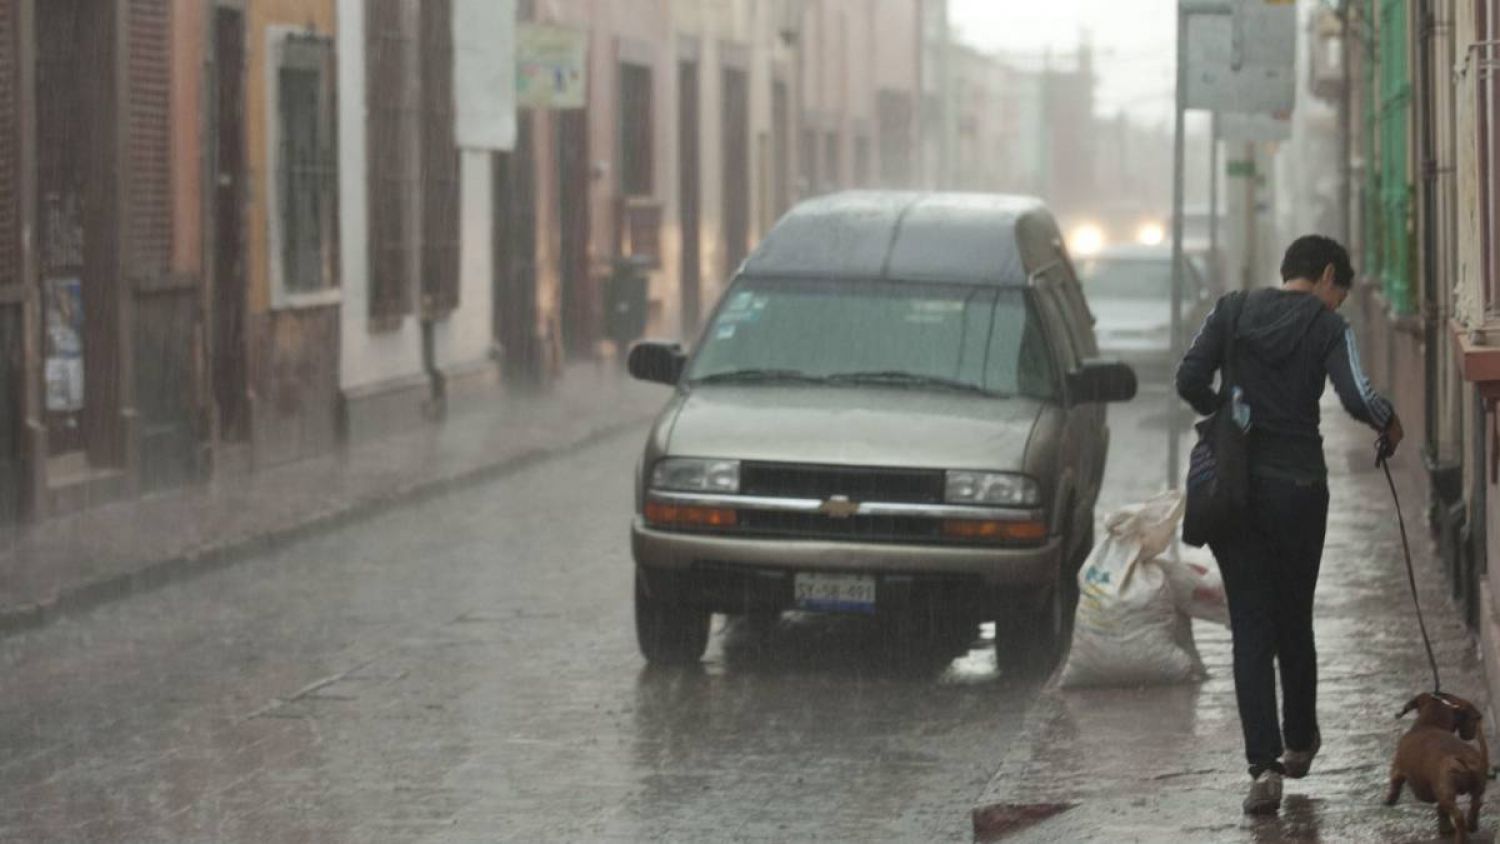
[44,276,84,413]
[516,23,586,110]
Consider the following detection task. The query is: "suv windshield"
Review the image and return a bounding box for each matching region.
[687,278,1057,399]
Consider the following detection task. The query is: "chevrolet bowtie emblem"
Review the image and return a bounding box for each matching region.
[818,495,860,519]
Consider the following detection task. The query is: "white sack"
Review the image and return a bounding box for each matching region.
[1160,548,1231,627]
[1058,491,1207,688]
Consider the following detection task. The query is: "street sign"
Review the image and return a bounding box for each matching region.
[454,0,517,151]
[1183,0,1296,114]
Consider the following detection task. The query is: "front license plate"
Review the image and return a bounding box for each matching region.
[794,572,876,614]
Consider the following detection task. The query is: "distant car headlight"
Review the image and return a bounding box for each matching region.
[650,458,741,493]
[1136,220,1166,246]
[1068,223,1106,257]
[945,471,1041,507]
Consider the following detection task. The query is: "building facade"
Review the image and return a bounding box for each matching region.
[0,0,209,524]
[0,0,957,530]
[1336,0,1500,712]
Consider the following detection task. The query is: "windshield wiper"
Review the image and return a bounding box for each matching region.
[826,370,1001,396]
[692,368,828,385]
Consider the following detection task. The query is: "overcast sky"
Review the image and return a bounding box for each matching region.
[948,0,1178,126]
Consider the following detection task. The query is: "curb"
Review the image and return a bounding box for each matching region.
[969,688,1071,842]
[0,413,653,639]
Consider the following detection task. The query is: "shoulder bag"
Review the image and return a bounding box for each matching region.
[1182,291,1251,548]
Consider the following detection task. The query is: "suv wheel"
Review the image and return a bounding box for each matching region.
[635,572,711,664]
[994,577,1073,676]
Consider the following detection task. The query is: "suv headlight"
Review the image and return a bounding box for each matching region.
[944,471,1040,507]
[650,458,741,493]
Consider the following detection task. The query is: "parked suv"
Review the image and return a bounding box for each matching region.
[627,192,1136,670]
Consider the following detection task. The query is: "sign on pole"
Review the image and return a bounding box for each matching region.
[516,24,587,110]
[453,0,517,151]
[1184,0,1297,114]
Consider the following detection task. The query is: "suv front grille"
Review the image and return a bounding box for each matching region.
[739,462,945,505]
[734,510,945,543]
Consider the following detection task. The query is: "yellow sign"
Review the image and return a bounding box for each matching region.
[517,24,586,109]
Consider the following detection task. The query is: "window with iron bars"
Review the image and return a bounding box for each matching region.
[273,31,339,304]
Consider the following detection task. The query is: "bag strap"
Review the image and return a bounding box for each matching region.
[1221,290,1248,399]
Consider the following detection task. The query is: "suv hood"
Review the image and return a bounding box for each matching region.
[1093,299,1170,351]
[663,385,1044,470]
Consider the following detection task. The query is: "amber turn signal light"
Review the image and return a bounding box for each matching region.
[942,519,1046,542]
[644,500,738,528]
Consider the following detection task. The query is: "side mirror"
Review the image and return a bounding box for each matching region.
[1067,359,1138,404]
[628,341,688,386]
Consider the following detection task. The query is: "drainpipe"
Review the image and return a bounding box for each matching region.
[421,317,447,421]
[1418,0,1439,469]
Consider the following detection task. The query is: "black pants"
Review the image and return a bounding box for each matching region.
[1209,474,1330,777]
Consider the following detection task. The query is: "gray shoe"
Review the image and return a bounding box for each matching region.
[1243,770,1283,815]
[1282,730,1321,779]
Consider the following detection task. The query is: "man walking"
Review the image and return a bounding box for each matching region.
[1175,235,1404,814]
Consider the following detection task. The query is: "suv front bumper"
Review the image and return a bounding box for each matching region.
[632,518,1063,616]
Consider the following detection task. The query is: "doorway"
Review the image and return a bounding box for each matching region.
[678,60,701,335]
[556,109,592,357]
[35,0,120,472]
[721,67,749,276]
[495,111,540,380]
[212,6,249,441]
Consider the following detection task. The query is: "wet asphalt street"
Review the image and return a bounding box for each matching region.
[0,385,1179,843]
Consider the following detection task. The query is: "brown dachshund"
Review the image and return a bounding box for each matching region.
[1386,692,1489,842]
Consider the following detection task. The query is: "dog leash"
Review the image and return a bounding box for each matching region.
[1378,446,1443,694]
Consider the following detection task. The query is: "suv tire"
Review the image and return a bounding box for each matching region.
[635,572,711,664]
[994,577,1073,676]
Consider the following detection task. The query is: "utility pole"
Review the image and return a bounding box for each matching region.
[940,0,955,189]
[1339,0,1352,247]
[1169,6,1190,490]
[1169,0,1237,490]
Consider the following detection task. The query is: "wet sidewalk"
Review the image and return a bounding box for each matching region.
[972,404,1493,842]
[0,364,663,636]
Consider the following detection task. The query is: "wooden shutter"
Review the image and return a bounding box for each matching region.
[125,0,172,281]
[0,0,18,292]
[366,0,413,322]
[419,0,459,316]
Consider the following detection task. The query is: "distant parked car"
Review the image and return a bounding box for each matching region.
[1075,244,1211,380]
[626,192,1137,671]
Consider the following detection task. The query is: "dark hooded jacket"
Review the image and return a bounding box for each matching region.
[1175,287,1395,482]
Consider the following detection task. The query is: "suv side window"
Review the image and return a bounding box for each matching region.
[1030,282,1079,377]
[1044,262,1099,359]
